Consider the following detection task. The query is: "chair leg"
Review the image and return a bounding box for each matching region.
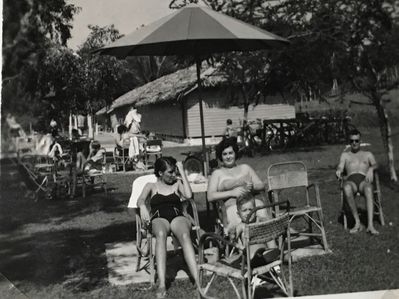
[343,212,348,230]
[313,210,329,251]
[102,176,107,196]
[82,180,86,199]
[242,278,248,299]
[375,193,385,226]
[149,234,155,287]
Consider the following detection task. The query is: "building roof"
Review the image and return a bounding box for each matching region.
[96,63,226,115]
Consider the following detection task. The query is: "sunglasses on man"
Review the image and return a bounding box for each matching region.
[350,139,360,144]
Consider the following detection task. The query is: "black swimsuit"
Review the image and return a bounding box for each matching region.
[347,173,366,189]
[150,192,183,223]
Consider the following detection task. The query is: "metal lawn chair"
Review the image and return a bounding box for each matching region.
[197,202,293,299]
[267,161,329,252]
[113,139,131,172]
[144,139,163,167]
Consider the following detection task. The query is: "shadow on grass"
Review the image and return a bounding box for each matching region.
[0,219,138,293]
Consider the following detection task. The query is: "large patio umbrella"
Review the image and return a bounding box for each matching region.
[95,4,289,173]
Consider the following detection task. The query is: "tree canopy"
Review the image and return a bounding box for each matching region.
[169,0,399,180]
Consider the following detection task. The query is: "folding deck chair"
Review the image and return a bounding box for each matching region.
[340,170,385,229]
[127,174,201,286]
[18,154,70,200]
[339,143,385,229]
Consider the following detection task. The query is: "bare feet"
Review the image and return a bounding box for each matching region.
[366,227,380,235]
[156,286,166,299]
[349,223,363,234]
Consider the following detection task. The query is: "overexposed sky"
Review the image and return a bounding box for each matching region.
[67,0,172,50]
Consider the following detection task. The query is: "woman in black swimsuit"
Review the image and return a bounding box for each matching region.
[137,156,198,298]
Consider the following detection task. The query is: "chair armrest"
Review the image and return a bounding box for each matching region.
[198,232,244,264]
[185,198,199,220]
[307,182,322,207]
[182,198,202,243]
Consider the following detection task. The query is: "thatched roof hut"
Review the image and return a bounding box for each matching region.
[97,63,295,143]
[96,64,226,115]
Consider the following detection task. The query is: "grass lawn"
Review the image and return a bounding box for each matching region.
[0,127,398,299]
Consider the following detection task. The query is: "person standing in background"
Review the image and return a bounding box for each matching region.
[124,107,142,161]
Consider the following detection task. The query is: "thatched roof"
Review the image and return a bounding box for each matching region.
[96,63,227,115]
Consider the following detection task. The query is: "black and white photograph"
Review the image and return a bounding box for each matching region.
[1,0,399,298]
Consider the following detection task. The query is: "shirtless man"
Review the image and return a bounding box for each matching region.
[336,129,379,235]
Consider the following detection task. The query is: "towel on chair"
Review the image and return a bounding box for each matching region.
[129,136,140,158]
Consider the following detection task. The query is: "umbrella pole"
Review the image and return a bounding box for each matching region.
[196,58,209,176]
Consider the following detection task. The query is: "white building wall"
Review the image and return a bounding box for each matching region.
[185,89,295,138]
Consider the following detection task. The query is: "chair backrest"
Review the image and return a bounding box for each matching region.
[127,174,157,208]
[243,213,289,246]
[146,139,163,147]
[267,161,308,191]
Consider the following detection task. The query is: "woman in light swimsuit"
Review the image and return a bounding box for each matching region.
[207,137,277,248]
[137,157,198,298]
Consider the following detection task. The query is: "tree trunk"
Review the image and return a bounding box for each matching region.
[241,86,249,121]
[374,96,398,182]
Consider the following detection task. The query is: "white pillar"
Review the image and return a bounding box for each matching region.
[73,115,78,130]
[88,114,94,139]
[69,114,73,139]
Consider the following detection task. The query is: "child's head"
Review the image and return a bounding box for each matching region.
[237,192,256,223]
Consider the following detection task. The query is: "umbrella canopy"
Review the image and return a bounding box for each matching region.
[96,4,289,174]
[95,4,288,57]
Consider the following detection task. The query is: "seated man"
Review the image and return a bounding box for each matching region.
[336,129,379,235]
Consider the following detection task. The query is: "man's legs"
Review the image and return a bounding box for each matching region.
[360,182,379,235]
[343,181,362,233]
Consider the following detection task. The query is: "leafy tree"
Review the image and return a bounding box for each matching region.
[81,25,181,103]
[77,25,137,113]
[170,0,399,181]
[2,0,80,128]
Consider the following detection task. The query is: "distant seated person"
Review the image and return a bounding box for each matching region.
[80,140,105,173]
[143,131,162,153]
[49,119,60,139]
[114,124,129,156]
[70,129,89,167]
[336,129,379,235]
[224,119,237,138]
[36,133,62,160]
[228,192,279,268]
[6,113,26,138]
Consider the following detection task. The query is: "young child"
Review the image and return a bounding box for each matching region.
[232,192,280,267]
